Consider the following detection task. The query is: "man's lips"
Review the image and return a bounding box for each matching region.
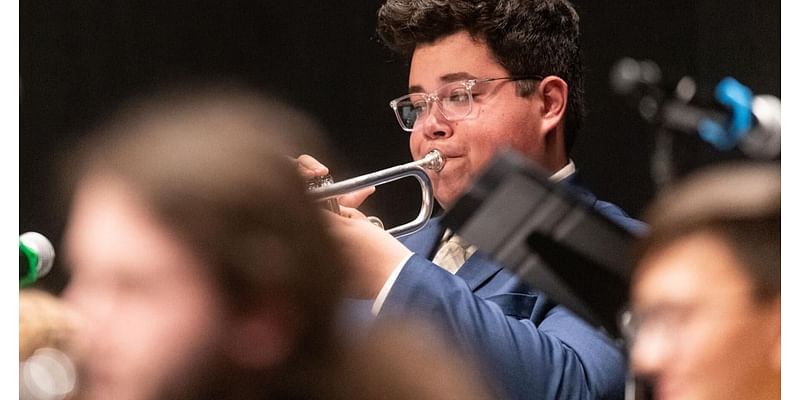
[437,149,461,157]
[429,154,460,174]
[427,150,461,163]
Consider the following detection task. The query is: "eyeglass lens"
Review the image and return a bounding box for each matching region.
[394,81,474,131]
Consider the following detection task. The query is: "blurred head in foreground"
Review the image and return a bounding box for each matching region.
[62,84,347,400]
[627,163,780,400]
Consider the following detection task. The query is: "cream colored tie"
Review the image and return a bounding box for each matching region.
[432,230,476,274]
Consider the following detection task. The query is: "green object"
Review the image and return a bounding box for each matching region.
[20,240,39,287]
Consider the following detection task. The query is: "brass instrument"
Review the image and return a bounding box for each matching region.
[309,149,445,238]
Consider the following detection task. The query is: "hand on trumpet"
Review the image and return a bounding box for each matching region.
[323,204,413,299]
[296,154,375,208]
[295,154,413,299]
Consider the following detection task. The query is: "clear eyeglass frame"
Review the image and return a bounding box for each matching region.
[389,75,543,133]
[617,290,763,346]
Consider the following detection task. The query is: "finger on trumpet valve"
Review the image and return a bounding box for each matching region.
[307,174,340,213]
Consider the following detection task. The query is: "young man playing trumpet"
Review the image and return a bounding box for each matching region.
[299,1,645,398]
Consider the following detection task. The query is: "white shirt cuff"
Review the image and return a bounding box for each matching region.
[371,253,413,316]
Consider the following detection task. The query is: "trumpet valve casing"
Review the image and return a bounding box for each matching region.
[306,174,341,213]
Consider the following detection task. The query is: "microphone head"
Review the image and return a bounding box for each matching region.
[20,232,56,280]
[740,94,781,159]
[609,57,662,95]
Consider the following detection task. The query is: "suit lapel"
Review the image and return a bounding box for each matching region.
[455,250,504,291]
[562,173,599,207]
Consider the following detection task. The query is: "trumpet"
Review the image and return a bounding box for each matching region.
[308,149,446,238]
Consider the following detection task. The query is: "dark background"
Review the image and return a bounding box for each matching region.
[21,1,780,291]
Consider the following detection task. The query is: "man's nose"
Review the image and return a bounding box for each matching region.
[417,100,454,139]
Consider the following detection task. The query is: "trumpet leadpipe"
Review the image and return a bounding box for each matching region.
[308,149,445,237]
[309,149,444,200]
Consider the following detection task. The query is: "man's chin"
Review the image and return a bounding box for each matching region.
[434,178,471,209]
[434,192,461,211]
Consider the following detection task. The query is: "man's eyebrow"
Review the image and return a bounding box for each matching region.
[440,72,478,82]
[408,72,479,93]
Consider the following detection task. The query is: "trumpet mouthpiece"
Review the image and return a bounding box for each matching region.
[424,149,446,172]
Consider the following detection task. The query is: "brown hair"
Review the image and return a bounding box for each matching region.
[636,163,780,301]
[377,0,585,153]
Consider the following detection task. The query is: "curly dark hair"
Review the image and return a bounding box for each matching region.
[377,0,585,153]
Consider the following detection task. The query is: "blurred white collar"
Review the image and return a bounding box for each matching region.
[550,159,576,182]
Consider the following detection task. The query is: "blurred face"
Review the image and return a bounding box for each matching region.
[63,175,228,400]
[407,31,548,209]
[629,231,780,400]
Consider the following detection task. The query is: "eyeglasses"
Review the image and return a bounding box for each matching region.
[618,305,692,345]
[389,76,543,132]
[618,293,763,345]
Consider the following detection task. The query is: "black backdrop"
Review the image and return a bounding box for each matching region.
[21,1,779,291]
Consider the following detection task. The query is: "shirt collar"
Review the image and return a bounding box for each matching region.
[549,159,576,182]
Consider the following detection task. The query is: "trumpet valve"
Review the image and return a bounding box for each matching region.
[307,174,341,213]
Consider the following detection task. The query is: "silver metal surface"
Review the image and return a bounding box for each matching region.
[309,149,445,237]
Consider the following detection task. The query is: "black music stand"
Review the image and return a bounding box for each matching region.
[442,149,637,339]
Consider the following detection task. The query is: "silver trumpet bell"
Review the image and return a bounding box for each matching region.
[308,149,445,238]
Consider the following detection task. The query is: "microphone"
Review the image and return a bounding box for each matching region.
[610,57,780,159]
[20,232,55,288]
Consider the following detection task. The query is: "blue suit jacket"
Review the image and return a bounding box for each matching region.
[378,184,647,400]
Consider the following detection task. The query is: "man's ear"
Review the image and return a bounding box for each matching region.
[225,299,299,369]
[537,76,568,135]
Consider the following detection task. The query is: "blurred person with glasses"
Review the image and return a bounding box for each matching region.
[298,1,646,399]
[625,163,780,400]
